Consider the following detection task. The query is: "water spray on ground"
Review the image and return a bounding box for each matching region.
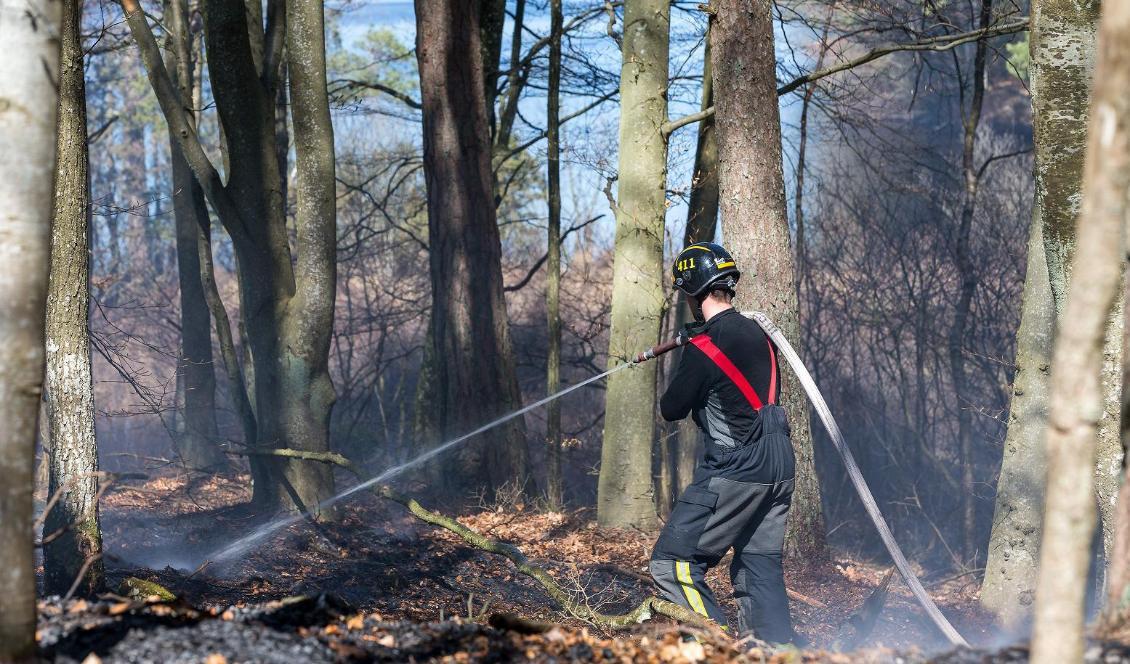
[203,362,634,566]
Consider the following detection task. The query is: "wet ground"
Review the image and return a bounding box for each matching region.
[33,472,1121,662]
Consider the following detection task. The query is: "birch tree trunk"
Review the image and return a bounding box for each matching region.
[710,0,825,558]
[1030,2,1130,658]
[414,0,529,495]
[43,0,105,598]
[545,0,564,510]
[596,0,669,529]
[0,0,61,656]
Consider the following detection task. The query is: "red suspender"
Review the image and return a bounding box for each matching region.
[766,337,778,404]
[689,334,778,411]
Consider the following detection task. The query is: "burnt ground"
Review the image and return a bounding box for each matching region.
[33,472,1130,662]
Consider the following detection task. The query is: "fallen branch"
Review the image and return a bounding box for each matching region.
[787,588,827,609]
[246,448,722,635]
[833,568,894,650]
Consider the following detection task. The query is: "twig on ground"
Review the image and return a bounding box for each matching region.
[787,588,828,609]
[242,447,724,635]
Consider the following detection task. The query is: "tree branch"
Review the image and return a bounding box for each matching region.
[244,447,723,634]
[504,216,602,292]
[661,18,1030,135]
[118,0,248,241]
[496,91,617,167]
[328,78,422,110]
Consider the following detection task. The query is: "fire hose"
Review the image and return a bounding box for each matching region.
[633,311,969,647]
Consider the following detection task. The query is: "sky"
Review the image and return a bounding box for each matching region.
[324,0,818,256]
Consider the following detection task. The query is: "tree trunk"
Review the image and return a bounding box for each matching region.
[493,0,527,154]
[43,0,105,599]
[123,0,337,512]
[165,0,226,471]
[479,0,505,134]
[710,0,825,558]
[0,0,61,655]
[948,0,991,566]
[1097,298,1124,574]
[1033,3,1121,541]
[981,211,1054,628]
[1105,262,1130,627]
[981,0,1098,614]
[1029,3,1130,659]
[661,35,717,518]
[414,0,529,496]
[596,0,670,530]
[545,0,564,510]
[281,0,338,511]
[1038,2,1101,315]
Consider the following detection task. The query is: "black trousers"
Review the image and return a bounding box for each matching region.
[649,405,798,644]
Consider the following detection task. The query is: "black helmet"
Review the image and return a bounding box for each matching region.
[672,242,741,297]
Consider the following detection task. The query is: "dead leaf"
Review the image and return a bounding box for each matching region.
[108,603,132,616]
[678,639,705,662]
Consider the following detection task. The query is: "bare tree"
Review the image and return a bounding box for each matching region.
[597,0,670,529]
[711,0,825,557]
[121,0,339,511]
[545,0,564,509]
[658,31,717,518]
[43,0,105,598]
[0,0,62,655]
[947,0,993,564]
[1030,1,1130,659]
[162,0,225,471]
[414,0,529,494]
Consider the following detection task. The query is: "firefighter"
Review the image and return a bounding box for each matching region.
[649,242,801,645]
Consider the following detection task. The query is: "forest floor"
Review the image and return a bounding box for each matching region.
[33,472,1130,662]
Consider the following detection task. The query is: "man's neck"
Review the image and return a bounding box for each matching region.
[701,298,734,322]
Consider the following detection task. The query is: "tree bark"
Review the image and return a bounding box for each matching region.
[545,0,564,510]
[981,0,1099,616]
[661,34,717,517]
[1105,253,1130,628]
[0,0,61,656]
[981,211,1054,628]
[414,0,529,496]
[1029,2,1130,659]
[165,0,226,471]
[281,0,338,510]
[479,0,505,134]
[596,0,670,530]
[122,0,338,512]
[710,0,825,558]
[43,0,105,599]
[1037,0,1100,314]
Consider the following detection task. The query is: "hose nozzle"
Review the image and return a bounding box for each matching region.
[632,330,691,364]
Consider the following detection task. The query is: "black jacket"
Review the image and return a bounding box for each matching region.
[659,308,780,449]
